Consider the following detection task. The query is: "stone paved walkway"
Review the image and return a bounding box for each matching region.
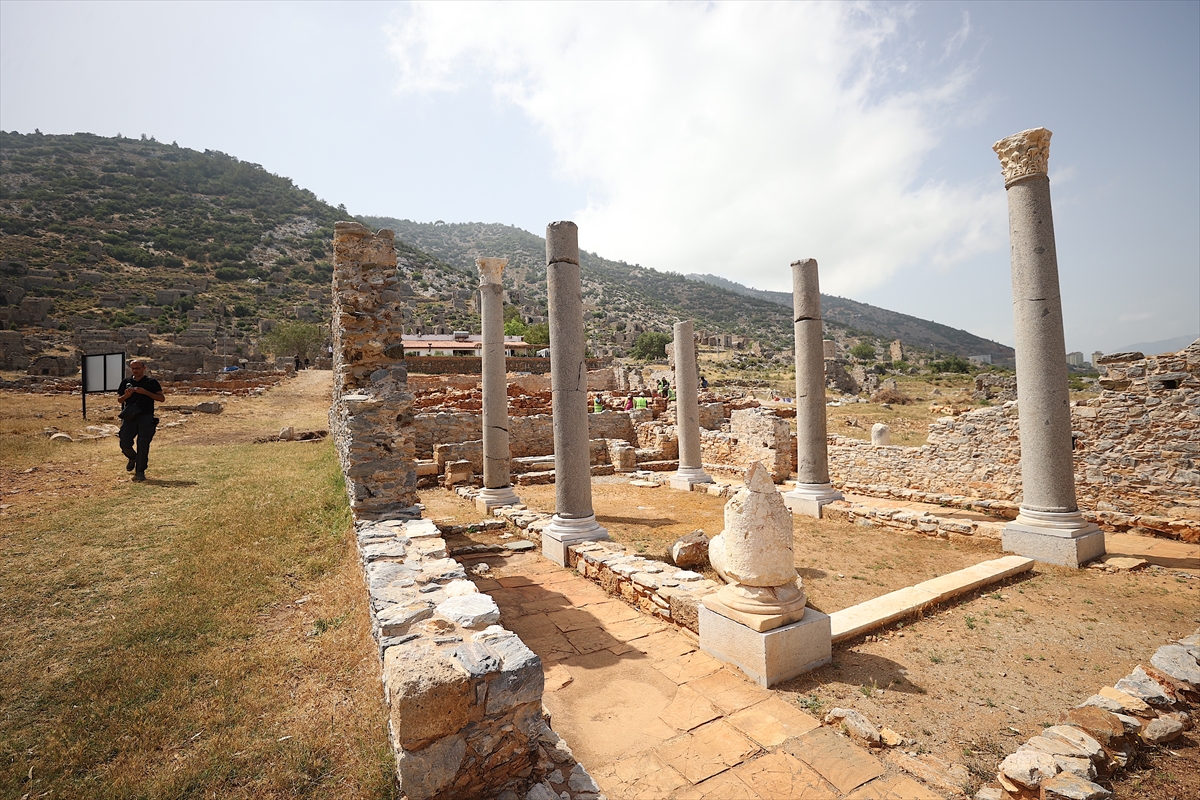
[469,550,942,800]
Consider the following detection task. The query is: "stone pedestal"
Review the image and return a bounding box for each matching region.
[670,319,713,490]
[699,605,831,688]
[476,256,520,512]
[783,259,842,517]
[702,461,829,685]
[542,221,607,565]
[993,128,1102,567]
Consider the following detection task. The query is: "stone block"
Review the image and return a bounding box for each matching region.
[383,644,479,749]
[395,735,468,800]
[699,605,830,687]
[1001,524,1105,568]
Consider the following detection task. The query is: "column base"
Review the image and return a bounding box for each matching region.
[475,485,521,513]
[782,483,844,518]
[542,514,609,567]
[669,466,714,491]
[1002,509,1105,568]
[699,603,831,688]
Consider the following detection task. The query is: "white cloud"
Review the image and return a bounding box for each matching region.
[387,1,1002,294]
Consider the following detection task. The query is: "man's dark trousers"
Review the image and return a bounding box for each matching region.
[119,414,157,474]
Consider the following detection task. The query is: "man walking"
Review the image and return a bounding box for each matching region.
[118,359,165,482]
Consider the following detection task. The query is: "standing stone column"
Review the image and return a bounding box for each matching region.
[542,221,608,565]
[475,257,520,512]
[994,128,1103,567]
[670,319,713,490]
[783,258,842,517]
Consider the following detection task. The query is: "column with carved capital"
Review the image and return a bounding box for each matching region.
[994,128,1104,567]
[475,257,520,512]
[542,221,608,565]
[783,258,842,517]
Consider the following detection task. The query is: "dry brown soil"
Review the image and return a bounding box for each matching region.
[423,479,1200,796]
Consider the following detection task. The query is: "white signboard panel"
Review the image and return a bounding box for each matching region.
[83,352,125,393]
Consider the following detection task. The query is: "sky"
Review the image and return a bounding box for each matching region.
[1,0,1197,355]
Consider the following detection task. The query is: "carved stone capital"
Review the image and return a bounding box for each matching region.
[993,127,1052,187]
[476,257,507,285]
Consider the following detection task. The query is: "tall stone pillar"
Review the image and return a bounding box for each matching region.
[783,258,842,517]
[475,257,520,512]
[542,221,608,565]
[670,320,713,490]
[994,128,1103,567]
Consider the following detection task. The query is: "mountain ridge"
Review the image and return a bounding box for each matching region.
[686,273,1014,363]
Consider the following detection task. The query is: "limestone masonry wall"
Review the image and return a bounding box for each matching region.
[412,409,639,460]
[329,222,418,519]
[328,223,599,799]
[828,341,1200,541]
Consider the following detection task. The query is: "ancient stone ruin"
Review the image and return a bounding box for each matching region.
[324,214,1200,798]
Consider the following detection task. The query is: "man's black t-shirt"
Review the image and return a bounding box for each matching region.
[118,376,162,417]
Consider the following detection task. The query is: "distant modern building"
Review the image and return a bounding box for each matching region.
[402,332,533,357]
[1066,351,1085,367]
[1092,351,1104,366]
[968,354,993,365]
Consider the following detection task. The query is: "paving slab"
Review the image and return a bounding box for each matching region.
[725,696,822,748]
[785,727,886,794]
[733,751,839,799]
[655,719,761,783]
[829,556,1034,642]
[473,547,940,799]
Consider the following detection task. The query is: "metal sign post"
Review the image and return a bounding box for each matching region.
[81,351,126,419]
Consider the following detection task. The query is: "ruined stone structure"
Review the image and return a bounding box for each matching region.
[825,340,1200,542]
[329,222,418,519]
[994,127,1103,566]
[325,223,605,799]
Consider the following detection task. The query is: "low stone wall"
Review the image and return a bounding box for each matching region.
[357,519,546,799]
[455,491,724,634]
[406,356,611,376]
[825,342,1200,541]
[413,410,640,460]
[329,223,599,799]
[986,629,1200,800]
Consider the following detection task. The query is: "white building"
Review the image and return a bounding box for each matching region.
[402,331,533,357]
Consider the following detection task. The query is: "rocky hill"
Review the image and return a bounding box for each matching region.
[359,217,801,357]
[0,131,479,372]
[689,274,1014,363]
[363,217,1014,363]
[0,130,1011,375]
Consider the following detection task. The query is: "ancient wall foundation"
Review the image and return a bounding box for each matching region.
[827,341,1200,540]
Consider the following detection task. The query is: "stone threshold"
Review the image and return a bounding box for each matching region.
[824,498,1008,541]
[828,556,1036,643]
[831,480,1200,543]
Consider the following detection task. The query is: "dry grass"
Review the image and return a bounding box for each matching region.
[0,382,395,799]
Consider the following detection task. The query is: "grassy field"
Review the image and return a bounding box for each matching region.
[0,380,396,799]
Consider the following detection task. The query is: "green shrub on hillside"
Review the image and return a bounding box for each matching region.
[631,331,672,360]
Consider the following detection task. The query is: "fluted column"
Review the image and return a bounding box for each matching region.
[475,257,520,511]
[994,128,1103,567]
[670,320,713,489]
[783,258,842,517]
[542,221,608,565]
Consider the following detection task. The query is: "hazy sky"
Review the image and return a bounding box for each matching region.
[2,1,1197,354]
